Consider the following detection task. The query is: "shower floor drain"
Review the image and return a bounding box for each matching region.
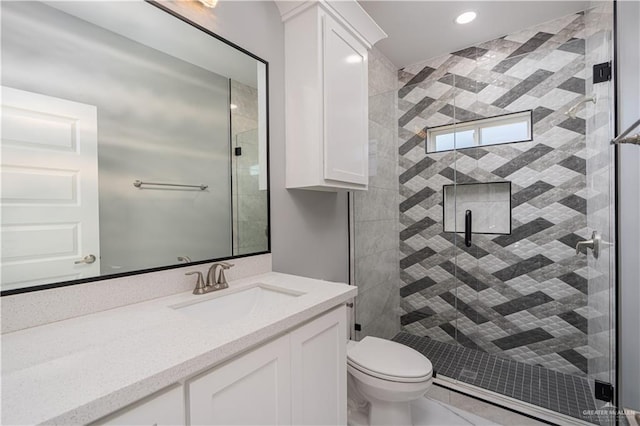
[460,369,478,380]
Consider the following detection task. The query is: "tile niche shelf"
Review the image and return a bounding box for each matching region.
[443,182,512,235]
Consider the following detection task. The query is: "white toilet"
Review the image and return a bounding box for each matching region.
[347,336,433,426]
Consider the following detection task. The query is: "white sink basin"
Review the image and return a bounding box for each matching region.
[171,283,304,325]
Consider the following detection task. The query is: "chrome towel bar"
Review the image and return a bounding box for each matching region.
[611,117,640,146]
[133,180,208,190]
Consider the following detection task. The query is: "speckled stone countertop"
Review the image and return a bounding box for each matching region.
[1,272,357,425]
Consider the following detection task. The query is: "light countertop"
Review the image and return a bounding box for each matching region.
[1,272,356,425]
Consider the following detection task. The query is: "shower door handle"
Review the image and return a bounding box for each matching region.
[465,210,472,247]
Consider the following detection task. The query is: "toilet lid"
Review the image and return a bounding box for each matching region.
[347,337,432,382]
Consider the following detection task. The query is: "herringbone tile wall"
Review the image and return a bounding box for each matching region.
[397,9,613,377]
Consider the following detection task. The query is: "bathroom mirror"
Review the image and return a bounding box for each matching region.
[0,1,270,294]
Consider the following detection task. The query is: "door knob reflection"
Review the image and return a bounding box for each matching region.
[74,254,96,265]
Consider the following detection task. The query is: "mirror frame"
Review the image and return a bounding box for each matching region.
[0,0,271,297]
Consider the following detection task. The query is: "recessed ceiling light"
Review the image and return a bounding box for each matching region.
[455,11,477,25]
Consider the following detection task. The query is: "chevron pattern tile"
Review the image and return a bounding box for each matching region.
[397,10,612,377]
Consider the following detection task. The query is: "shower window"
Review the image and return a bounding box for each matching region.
[426,110,532,153]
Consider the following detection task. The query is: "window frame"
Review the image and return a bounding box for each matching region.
[426,110,533,153]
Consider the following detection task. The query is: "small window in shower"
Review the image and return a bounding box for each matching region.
[426,110,532,153]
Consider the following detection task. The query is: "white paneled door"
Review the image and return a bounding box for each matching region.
[1,86,100,291]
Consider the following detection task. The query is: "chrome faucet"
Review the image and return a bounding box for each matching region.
[185,262,234,295]
[207,261,234,289]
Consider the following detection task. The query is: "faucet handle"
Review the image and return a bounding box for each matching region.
[215,262,234,287]
[218,261,234,269]
[186,271,207,294]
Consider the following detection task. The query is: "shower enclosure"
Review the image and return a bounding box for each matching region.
[353,3,617,424]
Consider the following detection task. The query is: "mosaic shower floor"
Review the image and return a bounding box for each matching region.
[392,332,608,425]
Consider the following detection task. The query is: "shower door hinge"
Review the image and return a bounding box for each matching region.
[593,62,612,84]
[594,380,614,402]
[354,323,361,331]
[234,147,242,156]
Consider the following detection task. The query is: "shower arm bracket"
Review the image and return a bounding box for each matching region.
[565,94,597,119]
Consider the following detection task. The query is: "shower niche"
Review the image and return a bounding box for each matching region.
[442,182,512,235]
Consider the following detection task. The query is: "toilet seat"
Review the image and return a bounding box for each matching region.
[347,337,433,383]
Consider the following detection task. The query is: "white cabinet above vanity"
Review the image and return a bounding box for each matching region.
[277,1,387,191]
[1,272,356,425]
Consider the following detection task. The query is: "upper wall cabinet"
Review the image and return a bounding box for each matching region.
[277,1,386,191]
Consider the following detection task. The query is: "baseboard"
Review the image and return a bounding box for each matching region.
[434,376,597,426]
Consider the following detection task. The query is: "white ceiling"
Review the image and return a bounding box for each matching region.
[358,1,590,69]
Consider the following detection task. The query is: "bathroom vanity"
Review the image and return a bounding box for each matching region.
[1,272,356,425]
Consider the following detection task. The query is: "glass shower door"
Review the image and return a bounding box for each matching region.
[362,3,618,422]
[583,7,617,423]
[445,7,618,423]
[445,68,496,389]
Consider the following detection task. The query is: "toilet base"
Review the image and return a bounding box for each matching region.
[368,398,412,425]
[348,375,420,426]
[348,397,501,426]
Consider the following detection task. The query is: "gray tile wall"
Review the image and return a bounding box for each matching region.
[397,8,613,377]
[354,48,400,340]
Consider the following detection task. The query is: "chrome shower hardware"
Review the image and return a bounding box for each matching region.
[576,231,601,259]
[611,117,640,146]
[565,94,597,119]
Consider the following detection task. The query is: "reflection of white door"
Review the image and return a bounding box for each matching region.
[1,86,100,291]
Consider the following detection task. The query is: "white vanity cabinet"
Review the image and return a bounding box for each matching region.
[291,303,347,425]
[0,272,357,426]
[280,1,386,191]
[188,335,292,425]
[91,385,184,425]
[188,305,347,425]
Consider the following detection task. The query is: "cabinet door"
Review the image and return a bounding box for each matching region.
[322,15,368,186]
[91,384,184,425]
[290,305,347,425]
[188,335,291,425]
